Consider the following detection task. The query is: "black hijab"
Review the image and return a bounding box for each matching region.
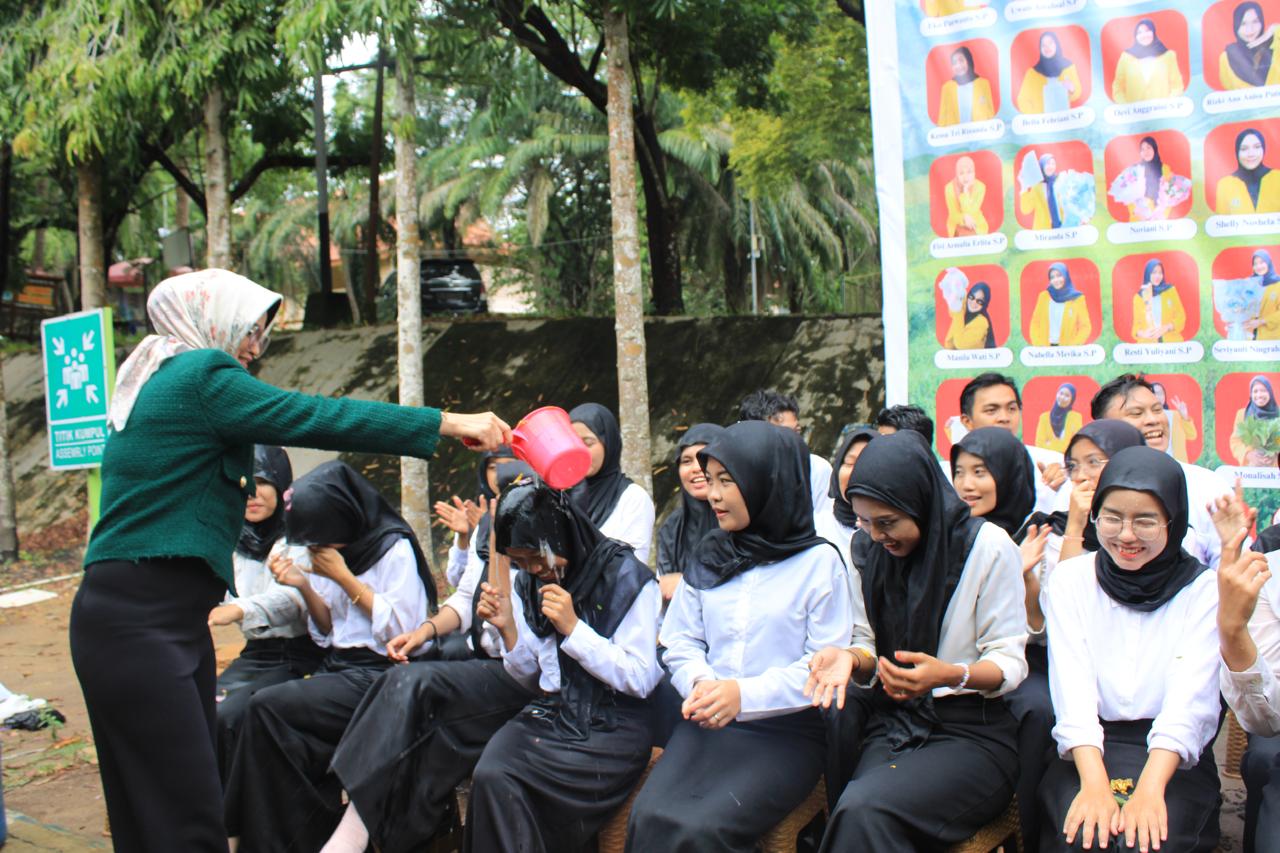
[236,445,293,561]
[284,460,436,609]
[1139,136,1163,202]
[963,282,997,349]
[686,421,832,589]
[1125,19,1168,59]
[656,423,727,576]
[1234,129,1272,209]
[476,445,514,502]
[1048,382,1077,439]
[1227,3,1273,87]
[950,427,1036,538]
[568,403,633,527]
[847,430,985,752]
[952,46,978,84]
[829,427,879,529]
[1033,32,1071,79]
[1247,375,1279,420]
[1090,446,1208,611]
[1064,420,1146,552]
[496,479,652,739]
[474,459,536,565]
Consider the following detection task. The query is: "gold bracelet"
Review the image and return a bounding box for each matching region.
[851,646,876,669]
[351,585,369,607]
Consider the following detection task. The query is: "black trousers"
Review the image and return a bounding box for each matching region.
[1004,643,1055,853]
[464,702,653,853]
[69,558,228,853]
[223,649,392,852]
[1239,732,1280,853]
[330,657,533,853]
[626,709,826,852]
[215,635,325,781]
[1037,719,1220,852]
[820,693,1020,852]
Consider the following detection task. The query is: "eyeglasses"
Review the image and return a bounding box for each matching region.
[967,295,986,307]
[1064,455,1106,477]
[1091,513,1168,541]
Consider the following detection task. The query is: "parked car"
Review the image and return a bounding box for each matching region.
[378,258,488,317]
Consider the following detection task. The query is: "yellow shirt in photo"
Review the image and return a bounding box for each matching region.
[1218,44,1280,90]
[944,309,992,350]
[1029,291,1092,346]
[1035,409,1083,453]
[1111,51,1184,104]
[1130,288,1187,343]
[1016,65,1084,114]
[944,180,988,237]
[1255,283,1280,341]
[938,78,996,126]
[1215,171,1280,215]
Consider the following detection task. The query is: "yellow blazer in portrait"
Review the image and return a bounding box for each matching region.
[1215,170,1280,215]
[944,180,988,237]
[1130,288,1186,343]
[1016,65,1084,114]
[1029,291,1092,346]
[1035,409,1083,453]
[1218,44,1280,90]
[944,310,992,350]
[1112,51,1184,104]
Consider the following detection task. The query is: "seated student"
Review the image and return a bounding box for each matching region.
[210,445,324,779]
[1039,447,1221,853]
[739,388,833,519]
[952,427,1053,853]
[435,446,516,588]
[656,423,726,602]
[1214,477,1280,853]
[806,430,1027,850]
[464,479,662,853]
[958,373,1066,513]
[223,461,433,852]
[1055,421,1147,570]
[319,462,536,853]
[1091,374,1231,569]
[569,403,655,561]
[626,422,857,852]
[818,427,880,567]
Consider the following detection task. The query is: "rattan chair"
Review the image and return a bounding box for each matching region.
[947,794,1022,853]
[597,747,665,853]
[1225,709,1248,781]
[759,779,828,853]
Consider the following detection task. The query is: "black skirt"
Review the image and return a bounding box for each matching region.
[330,657,533,852]
[821,692,1020,851]
[626,708,826,852]
[1037,718,1220,852]
[464,698,653,853]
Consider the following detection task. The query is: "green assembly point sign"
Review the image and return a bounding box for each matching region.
[41,308,115,470]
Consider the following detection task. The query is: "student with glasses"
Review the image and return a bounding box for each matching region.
[1038,446,1222,852]
[944,282,997,350]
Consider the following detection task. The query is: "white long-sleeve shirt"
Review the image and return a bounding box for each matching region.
[852,522,1029,699]
[600,482,656,563]
[445,532,482,588]
[1045,553,1219,767]
[306,538,430,655]
[810,454,834,519]
[502,576,663,698]
[1026,442,1065,514]
[816,512,855,571]
[661,544,858,721]
[1222,552,1280,736]
[226,543,309,640]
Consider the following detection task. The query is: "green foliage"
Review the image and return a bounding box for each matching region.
[1237,416,1280,455]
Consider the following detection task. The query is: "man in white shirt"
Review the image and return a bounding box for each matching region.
[958,373,1066,513]
[739,389,832,518]
[1091,374,1231,569]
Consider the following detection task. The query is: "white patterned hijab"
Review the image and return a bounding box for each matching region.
[108,269,282,431]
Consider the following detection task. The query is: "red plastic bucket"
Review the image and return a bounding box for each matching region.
[510,406,593,489]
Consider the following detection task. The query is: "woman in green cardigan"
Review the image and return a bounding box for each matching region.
[68,269,509,853]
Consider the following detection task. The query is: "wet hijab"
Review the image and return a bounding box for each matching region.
[829,427,880,529]
[1254,249,1280,285]
[1048,382,1077,439]
[496,479,652,739]
[568,403,633,527]
[951,46,978,84]
[1227,3,1273,87]
[1234,129,1272,209]
[1033,31,1071,79]
[1247,375,1279,420]
[950,427,1036,537]
[1047,261,1085,303]
[1125,19,1168,59]
[847,430,985,752]
[236,445,293,561]
[1064,420,1146,551]
[1138,136,1163,202]
[1090,446,1207,611]
[109,269,282,431]
[656,423,727,576]
[964,282,997,349]
[686,421,831,589]
[285,460,436,608]
[474,459,536,565]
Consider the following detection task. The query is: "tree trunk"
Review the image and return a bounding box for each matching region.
[204,87,232,269]
[631,117,683,316]
[362,46,386,325]
[0,143,10,293]
[77,158,106,310]
[603,8,653,495]
[0,351,18,561]
[393,45,433,557]
[312,75,336,306]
